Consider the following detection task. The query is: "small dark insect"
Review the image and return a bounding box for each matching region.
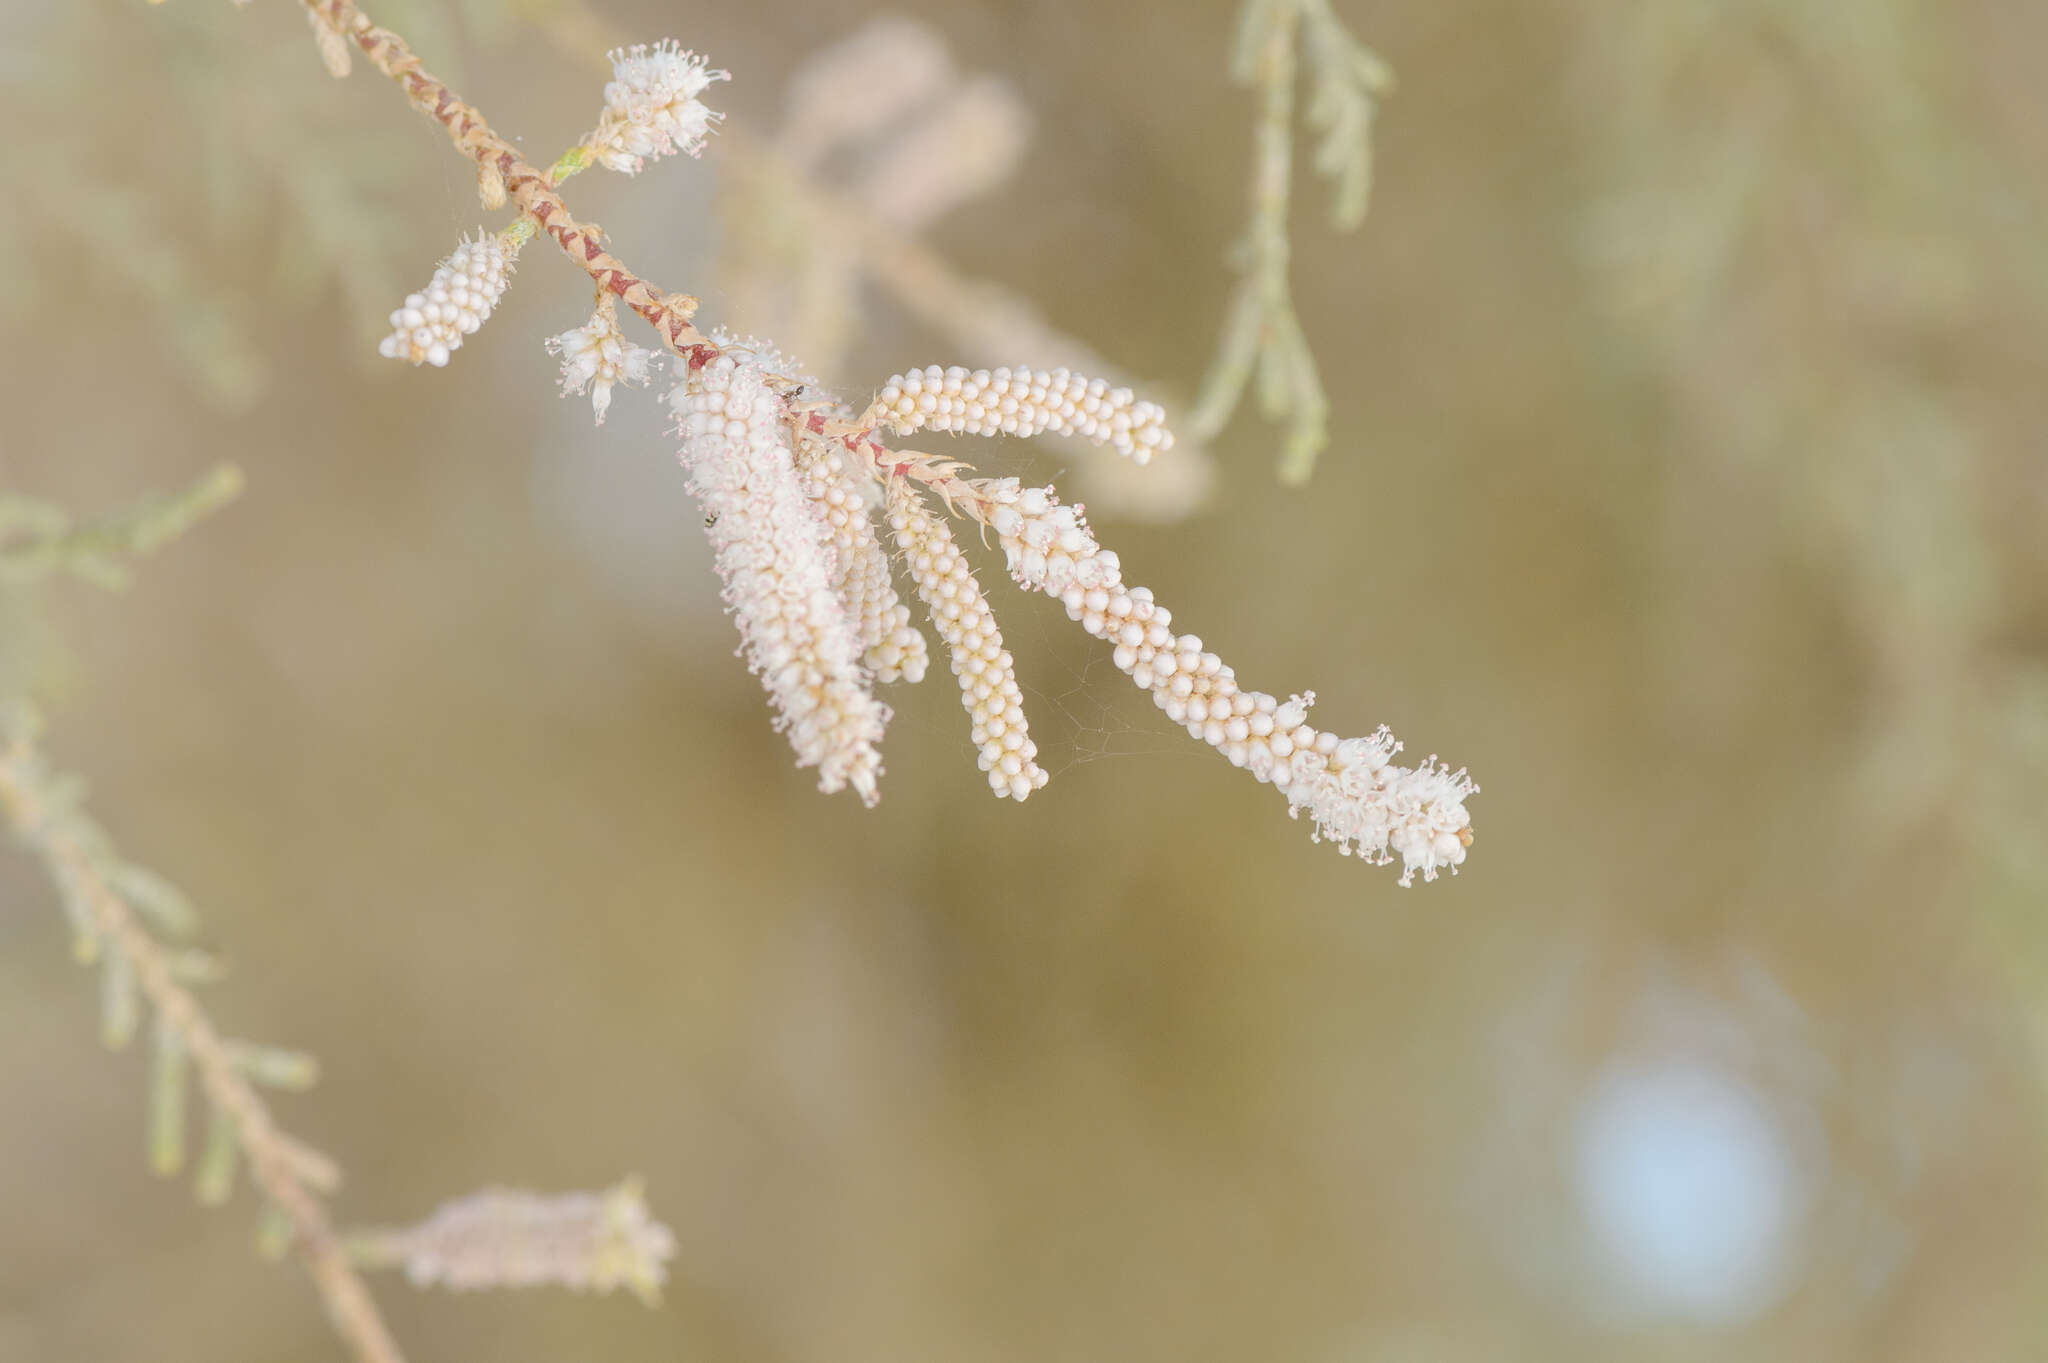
[704,514,719,528]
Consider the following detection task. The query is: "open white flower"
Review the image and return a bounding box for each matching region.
[545,305,657,425]
[592,42,728,174]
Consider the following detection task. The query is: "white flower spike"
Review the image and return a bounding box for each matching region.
[887,478,1046,801]
[671,354,889,804]
[378,233,517,368]
[866,364,1173,464]
[975,478,1475,883]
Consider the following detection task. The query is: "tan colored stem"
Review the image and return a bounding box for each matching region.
[0,738,406,1363]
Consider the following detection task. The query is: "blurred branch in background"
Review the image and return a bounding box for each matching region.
[0,3,439,406]
[1576,0,2048,886]
[0,474,675,1363]
[0,464,244,589]
[1189,0,1391,485]
[710,15,1217,521]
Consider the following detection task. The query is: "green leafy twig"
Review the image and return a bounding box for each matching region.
[4,702,680,1363]
[0,464,244,589]
[1191,0,1392,485]
[0,704,408,1363]
[2,467,678,1360]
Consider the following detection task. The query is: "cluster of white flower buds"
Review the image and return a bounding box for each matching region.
[377,233,516,368]
[671,354,889,804]
[546,303,658,425]
[974,478,1474,883]
[866,365,1173,463]
[592,41,728,174]
[887,479,1047,800]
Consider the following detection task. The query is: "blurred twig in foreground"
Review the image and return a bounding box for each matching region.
[1190,0,1392,485]
[2,466,677,1363]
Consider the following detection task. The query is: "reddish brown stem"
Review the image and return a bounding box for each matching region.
[304,0,703,355]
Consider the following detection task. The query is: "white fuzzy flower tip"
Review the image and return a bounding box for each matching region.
[977,478,1476,883]
[596,41,728,174]
[377,234,515,368]
[671,354,888,804]
[546,309,657,425]
[868,364,1173,464]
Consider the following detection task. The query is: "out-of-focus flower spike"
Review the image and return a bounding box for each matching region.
[351,1181,677,1306]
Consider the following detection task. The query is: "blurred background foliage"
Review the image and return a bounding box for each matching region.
[4,0,2048,1360]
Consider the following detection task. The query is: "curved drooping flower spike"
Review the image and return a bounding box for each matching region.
[863,365,1173,464]
[886,478,1047,801]
[591,42,729,174]
[378,232,519,368]
[972,477,1474,883]
[671,354,888,804]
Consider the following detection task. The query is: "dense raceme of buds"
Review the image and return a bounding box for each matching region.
[886,479,1047,800]
[865,365,1173,464]
[378,233,517,368]
[371,1182,676,1303]
[974,478,1475,883]
[546,305,658,425]
[671,355,888,804]
[592,41,728,174]
[794,442,931,684]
